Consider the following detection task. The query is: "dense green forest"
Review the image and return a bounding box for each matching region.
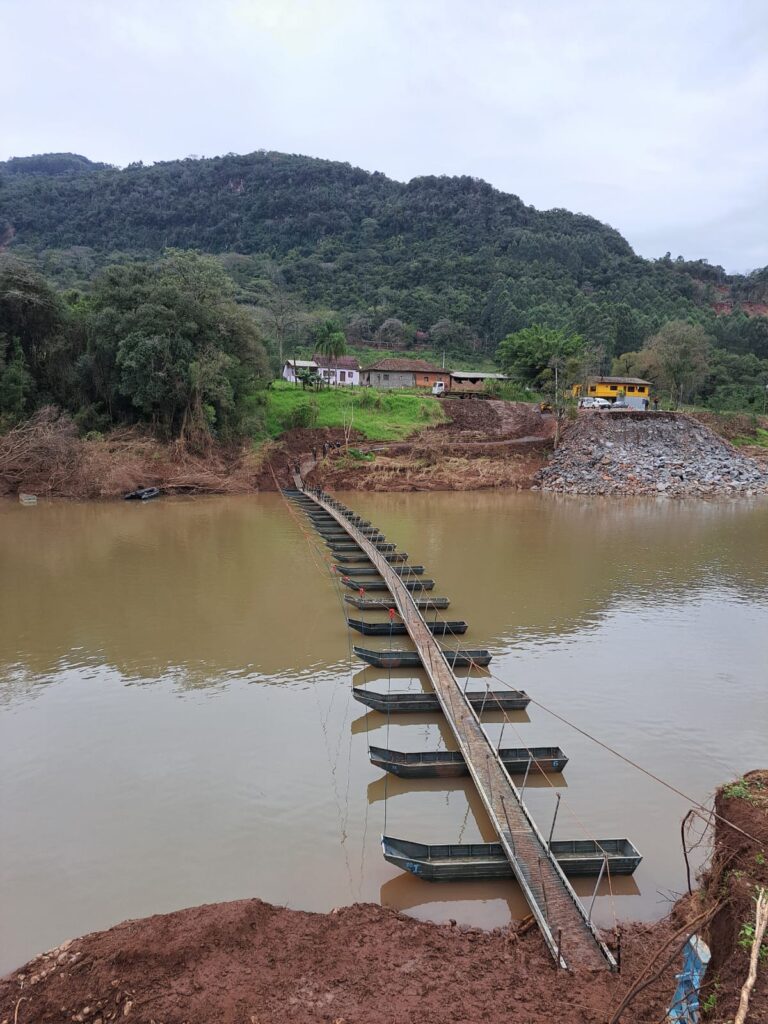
[0,252,268,440]
[1,149,767,428]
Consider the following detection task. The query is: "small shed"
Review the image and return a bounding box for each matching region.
[449,371,508,394]
[282,359,318,384]
[363,358,450,390]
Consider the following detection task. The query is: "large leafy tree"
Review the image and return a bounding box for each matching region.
[81,252,268,440]
[496,325,586,384]
[0,339,33,424]
[643,320,712,405]
[0,257,65,396]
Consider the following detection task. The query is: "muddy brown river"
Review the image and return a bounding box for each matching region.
[1,492,767,973]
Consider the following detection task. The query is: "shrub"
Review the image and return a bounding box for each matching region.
[283,400,319,430]
[348,447,375,462]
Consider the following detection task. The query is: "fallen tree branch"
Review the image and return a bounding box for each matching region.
[608,903,722,1024]
[734,887,767,1024]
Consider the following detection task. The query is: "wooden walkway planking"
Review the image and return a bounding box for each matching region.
[297,483,616,972]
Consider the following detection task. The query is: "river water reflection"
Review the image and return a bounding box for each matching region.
[1,492,767,972]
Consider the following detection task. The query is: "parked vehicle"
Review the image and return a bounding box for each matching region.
[578,397,597,408]
[431,372,508,399]
[609,400,629,411]
[592,398,611,410]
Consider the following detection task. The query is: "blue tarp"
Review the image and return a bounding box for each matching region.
[667,935,711,1023]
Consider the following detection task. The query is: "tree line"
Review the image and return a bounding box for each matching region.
[0,252,269,441]
[2,150,767,370]
[496,320,768,411]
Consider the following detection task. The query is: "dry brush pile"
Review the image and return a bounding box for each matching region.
[0,408,276,499]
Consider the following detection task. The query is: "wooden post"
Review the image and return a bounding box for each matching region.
[520,756,533,802]
[588,855,608,924]
[547,794,561,851]
[497,720,506,752]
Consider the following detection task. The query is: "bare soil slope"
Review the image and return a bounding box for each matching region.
[313,399,555,491]
[0,901,679,1024]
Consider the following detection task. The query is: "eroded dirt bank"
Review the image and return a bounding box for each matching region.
[3,404,767,500]
[309,400,555,491]
[0,901,674,1024]
[0,401,554,498]
[3,772,766,1024]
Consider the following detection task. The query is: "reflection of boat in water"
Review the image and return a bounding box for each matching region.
[370,744,568,778]
[351,706,530,736]
[379,864,640,916]
[382,835,642,880]
[379,871,530,920]
[366,771,567,812]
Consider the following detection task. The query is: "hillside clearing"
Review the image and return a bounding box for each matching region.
[263,384,446,441]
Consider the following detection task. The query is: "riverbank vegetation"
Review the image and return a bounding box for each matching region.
[0,252,269,443]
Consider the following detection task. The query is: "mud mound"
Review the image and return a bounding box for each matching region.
[436,399,552,440]
[536,412,768,497]
[438,397,503,433]
[0,900,681,1024]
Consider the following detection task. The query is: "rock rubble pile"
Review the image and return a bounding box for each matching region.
[536,412,768,497]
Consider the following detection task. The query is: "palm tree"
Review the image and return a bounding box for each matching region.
[314,319,348,386]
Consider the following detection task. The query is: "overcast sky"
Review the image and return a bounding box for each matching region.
[3,0,767,272]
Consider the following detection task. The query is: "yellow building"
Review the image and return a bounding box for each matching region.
[571,376,651,401]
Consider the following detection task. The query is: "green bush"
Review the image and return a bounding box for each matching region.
[348,447,375,461]
[283,400,319,429]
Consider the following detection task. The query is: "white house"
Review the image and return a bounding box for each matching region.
[282,359,318,384]
[312,354,361,387]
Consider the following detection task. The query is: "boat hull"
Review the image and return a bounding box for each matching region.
[344,595,449,610]
[354,645,489,667]
[352,686,528,712]
[347,618,467,636]
[335,565,424,577]
[334,552,409,564]
[369,744,566,778]
[328,542,397,553]
[343,579,435,592]
[382,836,642,880]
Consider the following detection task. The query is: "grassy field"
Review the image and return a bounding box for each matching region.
[263,382,447,440]
[732,427,768,447]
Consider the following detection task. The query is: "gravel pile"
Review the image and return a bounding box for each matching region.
[535,412,768,497]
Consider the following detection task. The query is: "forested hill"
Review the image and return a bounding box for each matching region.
[1,150,767,359]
